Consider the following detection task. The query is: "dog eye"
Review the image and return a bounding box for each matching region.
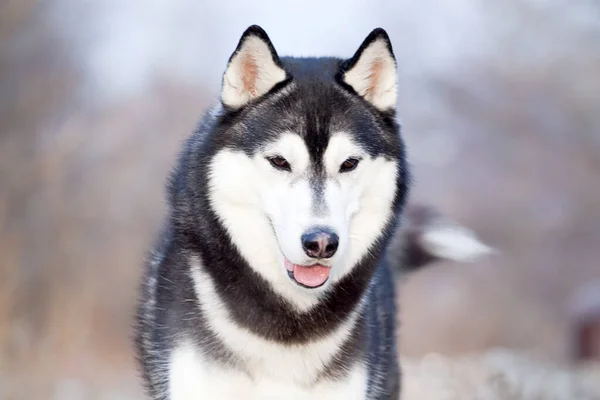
[339,158,360,173]
[267,156,291,172]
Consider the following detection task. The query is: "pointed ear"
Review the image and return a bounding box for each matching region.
[221,25,288,109]
[340,28,397,111]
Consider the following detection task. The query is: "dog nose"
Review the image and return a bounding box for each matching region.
[301,227,339,259]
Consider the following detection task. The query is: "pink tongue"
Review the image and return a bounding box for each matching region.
[293,264,331,287]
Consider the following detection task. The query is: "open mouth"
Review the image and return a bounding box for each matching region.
[285,259,331,289]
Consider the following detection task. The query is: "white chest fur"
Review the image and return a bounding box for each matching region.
[168,260,370,399]
[169,342,368,400]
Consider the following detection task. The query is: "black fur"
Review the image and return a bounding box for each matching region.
[135,25,409,399]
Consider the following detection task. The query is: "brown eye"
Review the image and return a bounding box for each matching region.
[268,156,291,172]
[340,158,360,173]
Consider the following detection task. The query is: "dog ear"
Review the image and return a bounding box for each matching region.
[221,25,288,109]
[340,28,397,111]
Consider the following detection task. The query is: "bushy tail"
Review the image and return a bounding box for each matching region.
[387,203,495,275]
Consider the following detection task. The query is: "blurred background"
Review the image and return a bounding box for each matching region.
[1,0,600,398]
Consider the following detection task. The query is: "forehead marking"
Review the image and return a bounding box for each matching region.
[311,177,327,217]
[310,132,361,218]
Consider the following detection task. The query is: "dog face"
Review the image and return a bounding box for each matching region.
[207,26,407,306]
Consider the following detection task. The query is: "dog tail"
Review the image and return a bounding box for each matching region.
[387,203,495,275]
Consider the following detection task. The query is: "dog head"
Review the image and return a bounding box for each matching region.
[203,26,407,305]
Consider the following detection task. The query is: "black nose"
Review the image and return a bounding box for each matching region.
[301,227,339,259]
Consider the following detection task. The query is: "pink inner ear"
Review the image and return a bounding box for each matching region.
[366,59,383,98]
[240,54,258,96]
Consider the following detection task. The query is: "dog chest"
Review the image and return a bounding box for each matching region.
[168,342,368,400]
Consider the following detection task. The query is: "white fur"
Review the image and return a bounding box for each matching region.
[421,225,495,262]
[169,340,368,400]
[207,132,397,308]
[221,35,286,108]
[343,38,397,111]
[166,257,368,399]
[324,134,398,281]
[208,133,321,310]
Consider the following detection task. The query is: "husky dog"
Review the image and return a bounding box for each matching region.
[135,25,489,399]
